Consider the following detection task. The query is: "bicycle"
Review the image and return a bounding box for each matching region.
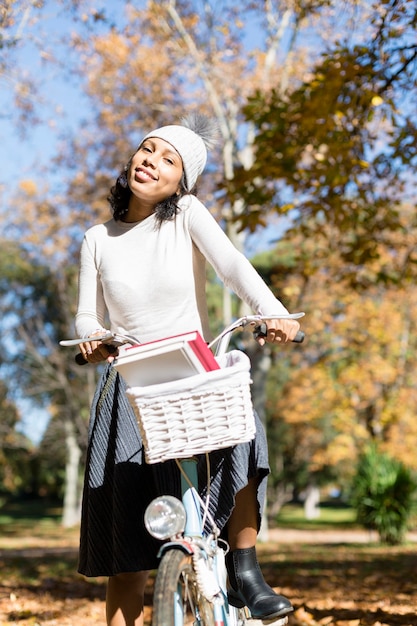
[61,313,304,626]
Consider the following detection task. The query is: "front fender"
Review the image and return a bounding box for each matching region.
[157,539,195,559]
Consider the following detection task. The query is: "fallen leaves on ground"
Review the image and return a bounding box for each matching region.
[0,530,416,625]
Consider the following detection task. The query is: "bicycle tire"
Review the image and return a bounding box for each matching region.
[152,548,216,626]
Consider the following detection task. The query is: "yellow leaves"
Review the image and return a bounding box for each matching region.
[292,606,318,625]
[7,180,77,261]
[313,431,365,469]
[19,179,38,196]
[291,606,362,626]
[93,31,130,66]
[267,245,417,474]
[340,356,396,391]
[282,284,302,298]
[371,95,384,106]
[218,24,230,36]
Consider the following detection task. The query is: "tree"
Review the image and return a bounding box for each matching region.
[219,0,417,507]
[236,0,417,282]
[3,0,350,521]
[3,0,417,523]
[1,0,48,126]
[0,380,33,498]
[0,239,95,525]
[257,222,417,508]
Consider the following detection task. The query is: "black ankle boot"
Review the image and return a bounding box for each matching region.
[225,547,293,619]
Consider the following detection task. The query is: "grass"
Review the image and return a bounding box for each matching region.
[2,495,415,535]
[0,497,79,546]
[0,496,62,523]
[276,500,359,530]
[276,499,417,534]
[1,497,360,533]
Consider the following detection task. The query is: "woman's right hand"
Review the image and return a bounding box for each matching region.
[79,332,119,364]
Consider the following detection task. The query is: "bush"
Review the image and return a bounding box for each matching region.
[351,444,417,545]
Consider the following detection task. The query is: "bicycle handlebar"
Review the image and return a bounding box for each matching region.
[60,332,140,366]
[207,313,305,356]
[254,323,304,343]
[60,312,305,365]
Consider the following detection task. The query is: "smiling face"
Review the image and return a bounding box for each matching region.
[128,137,184,210]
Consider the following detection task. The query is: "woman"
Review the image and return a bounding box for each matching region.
[76,114,301,626]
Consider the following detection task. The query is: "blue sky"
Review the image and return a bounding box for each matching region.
[1,1,110,192]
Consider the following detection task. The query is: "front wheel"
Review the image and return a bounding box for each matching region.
[152,548,216,626]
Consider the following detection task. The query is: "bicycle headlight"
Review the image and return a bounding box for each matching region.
[144,496,186,540]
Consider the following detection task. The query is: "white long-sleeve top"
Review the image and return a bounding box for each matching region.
[75,194,289,344]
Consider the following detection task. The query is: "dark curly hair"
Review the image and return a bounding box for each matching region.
[107,162,190,225]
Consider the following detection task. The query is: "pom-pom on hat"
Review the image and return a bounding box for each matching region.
[141,113,218,191]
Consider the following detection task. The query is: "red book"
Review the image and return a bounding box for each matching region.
[113,330,220,387]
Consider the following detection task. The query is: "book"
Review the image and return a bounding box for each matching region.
[113,330,220,387]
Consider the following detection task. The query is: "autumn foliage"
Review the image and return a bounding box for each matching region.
[0,0,417,527]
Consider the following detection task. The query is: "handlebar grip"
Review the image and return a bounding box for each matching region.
[253,324,305,343]
[74,344,119,366]
[293,330,305,343]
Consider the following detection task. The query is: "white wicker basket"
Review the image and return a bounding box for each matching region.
[125,350,255,464]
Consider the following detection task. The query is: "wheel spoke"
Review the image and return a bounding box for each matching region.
[153,550,216,626]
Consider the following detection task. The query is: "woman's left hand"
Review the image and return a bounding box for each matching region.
[256,318,301,346]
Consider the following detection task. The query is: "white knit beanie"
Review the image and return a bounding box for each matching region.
[141,114,218,191]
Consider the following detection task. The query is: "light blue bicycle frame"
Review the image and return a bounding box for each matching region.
[159,457,237,626]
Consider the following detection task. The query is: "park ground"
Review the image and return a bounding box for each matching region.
[0,500,416,626]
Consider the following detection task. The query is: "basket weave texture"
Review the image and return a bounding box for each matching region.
[125,350,255,464]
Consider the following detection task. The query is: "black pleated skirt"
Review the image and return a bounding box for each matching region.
[78,363,270,577]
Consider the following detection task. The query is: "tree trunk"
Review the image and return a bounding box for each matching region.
[62,418,82,527]
[304,484,320,520]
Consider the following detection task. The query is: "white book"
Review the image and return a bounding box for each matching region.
[113,330,220,387]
